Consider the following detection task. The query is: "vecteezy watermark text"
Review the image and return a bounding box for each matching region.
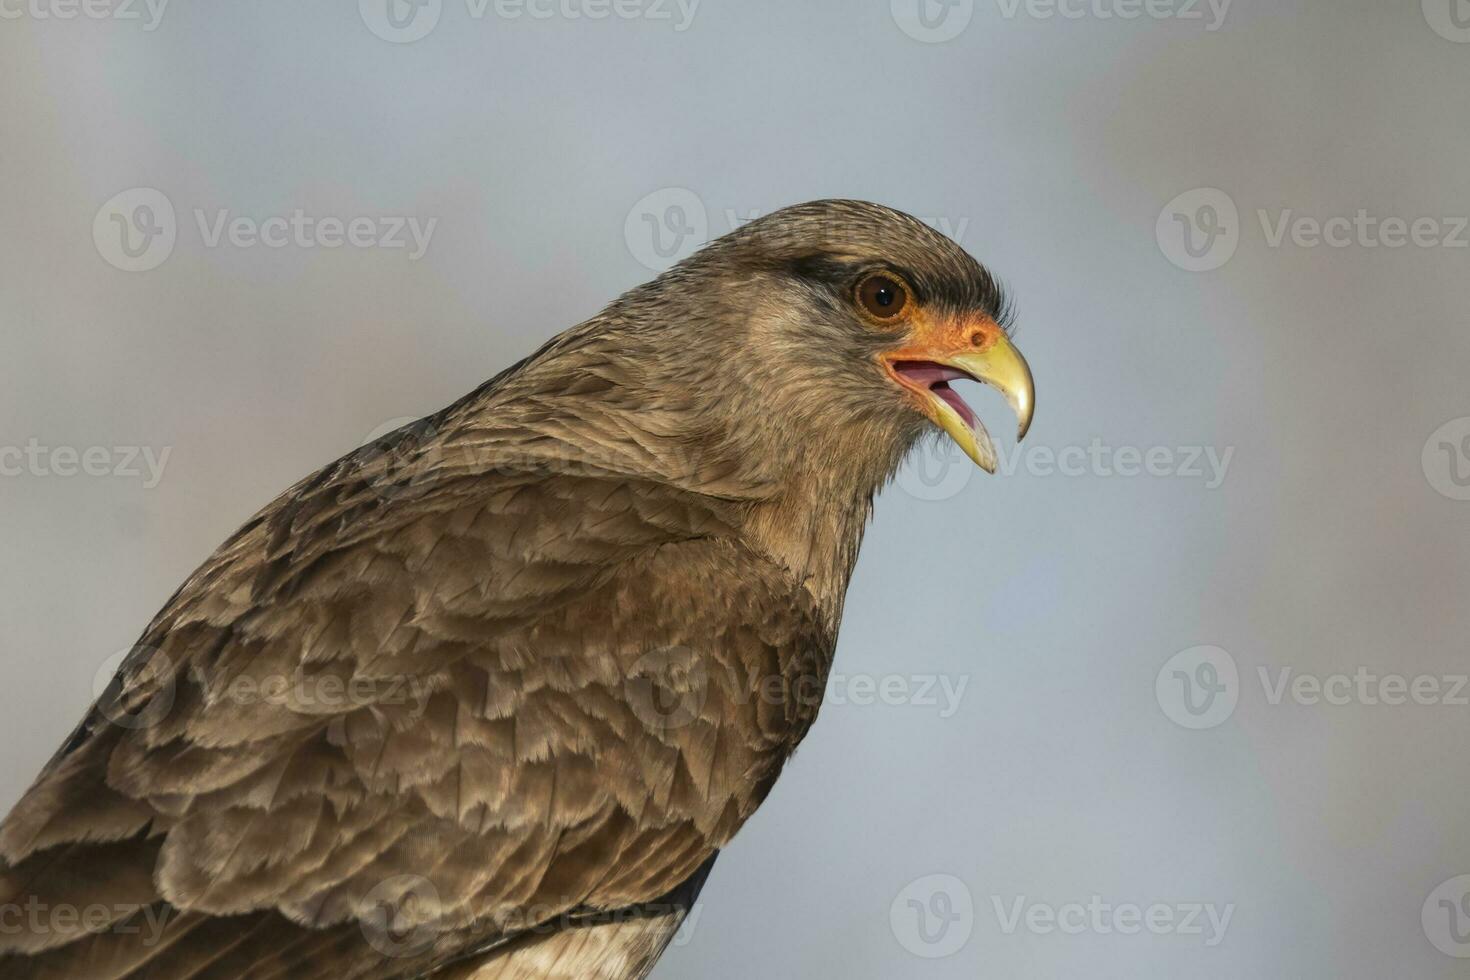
[898,437,1234,501]
[991,895,1234,946]
[0,0,167,29]
[1158,188,1468,272]
[992,0,1230,30]
[1157,646,1470,729]
[0,898,172,946]
[1258,666,1470,708]
[891,0,1230,43]
[194,210,436,258]
[93,188,437,272]
[826,672,968,718]
[0,440,171,488]
[1258,209,1470,251]
[359,0,700,43]
[888,875,1234,959]
[624,655,973,733]
[91,644,436,731]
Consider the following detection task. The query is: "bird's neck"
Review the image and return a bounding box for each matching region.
[736,423,914,631]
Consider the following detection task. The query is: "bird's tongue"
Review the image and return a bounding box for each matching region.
[930,382,978,431]
[893,362,979,431]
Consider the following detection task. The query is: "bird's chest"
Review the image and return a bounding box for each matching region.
[586,542,839,826]
[634,557,834,735]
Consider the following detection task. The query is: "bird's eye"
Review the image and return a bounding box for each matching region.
[857,275,908,320]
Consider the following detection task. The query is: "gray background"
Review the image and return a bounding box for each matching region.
[3,0,1469,977]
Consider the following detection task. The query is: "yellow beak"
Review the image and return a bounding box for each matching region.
[922,334,1035,473]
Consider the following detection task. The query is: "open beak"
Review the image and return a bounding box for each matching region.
[885,328,1035,473]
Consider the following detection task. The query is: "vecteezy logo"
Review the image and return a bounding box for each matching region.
[359,0,442,43]
[357,415,453,503]
[1156,645,1239,729]
[359,874,442,958]
[361,416,426,449]
[624,188,708,272]
[891,0,975,43]
[1423,417,1470,501]
[889,874,974,958]
[93,188,176,272]
[624,647,708,732]
[896,438,974,501]
[93,644,176,730]
[1156,188,1240,272]
[1424,0,1470,42]
[1423,875,1470,957]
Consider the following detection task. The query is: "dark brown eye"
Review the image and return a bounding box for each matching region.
[857,275,908,319]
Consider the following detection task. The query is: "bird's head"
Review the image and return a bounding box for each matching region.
[645,199,1034,477]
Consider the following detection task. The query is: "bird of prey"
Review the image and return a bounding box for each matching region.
[0,200,1033,979]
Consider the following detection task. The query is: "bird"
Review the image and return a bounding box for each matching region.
[0,199,1033,979]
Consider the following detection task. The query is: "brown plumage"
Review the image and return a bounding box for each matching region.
[0,200,1032,979]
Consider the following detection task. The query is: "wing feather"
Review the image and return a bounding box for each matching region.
[0,415,829,978]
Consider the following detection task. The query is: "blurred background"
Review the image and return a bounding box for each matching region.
[3,0,1468,976]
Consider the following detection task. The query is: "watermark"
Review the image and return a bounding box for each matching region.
[1156,188,1239,272]
[890,0,975,43]
[195,209,436,259]
[0,897,172,946]
[359,874,442,958]
[827,672,968,718]
[1156,645,1239,729]
[992,0,1230,30]
[625,646,710,732]
[0,439,171,487]
[896,437,1234,501]
[1157,647,1470,730]
[1258,209,1468,251]
[354,872,706,959]
[501,898,705,942]
[91,644,434,731]
[991,895,1233,946]
[1424,875,1470,958]
[1259,666,1469,708]
[1423,0,1470,43]
[623,188,972,272]
[356,415,450,504]
[93,187,176,272]
[94,188,437,271]
[359,0,700,43]
[1423,417,1470,501]
[622,648,971,733]
[624,187,710,271]
[892,0,1229,43]
[359,0,442,42]
[890,874,974,958]
[0,0,168,29]
[92,645,176,731]
[1158,188,1468,272]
